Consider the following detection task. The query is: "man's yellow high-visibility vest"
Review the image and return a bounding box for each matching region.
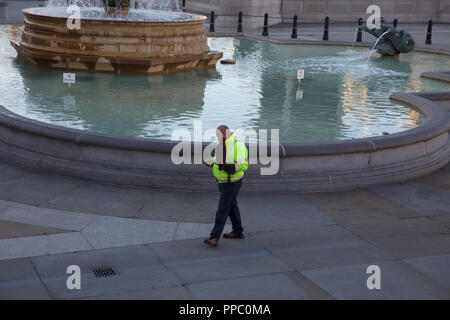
[212,133,248,183]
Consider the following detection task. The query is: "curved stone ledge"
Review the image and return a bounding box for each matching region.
[421,72,450,83]
[0,90,448,193]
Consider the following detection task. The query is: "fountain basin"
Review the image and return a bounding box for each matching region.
[0,92,448,193]
[10,7,223,74]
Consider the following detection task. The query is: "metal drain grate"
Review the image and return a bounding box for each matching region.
[92,266,119,278]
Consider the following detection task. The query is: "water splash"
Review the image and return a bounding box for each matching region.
[368,31,390,60]
[45,0,179,11]
[41,0,185,20]
[351,27,358,50]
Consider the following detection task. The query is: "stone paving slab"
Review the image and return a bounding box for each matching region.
[187,273,308,300]
[174,222,223,241]
[42,263,181,299]
[301,260,450,299]
[0,257,38,282]
[363,233,450,260]
[248,225,358,252]
[270,240,395,271]
[0,162,33,182]
[237,194,335,232]
[0,199,97,231]
[369,182,450,216]
[416,167,450,190]
[31,245,182,299]
[0,281,51,300]
[0,173,86,206]
[344,216,449,239]
[138,192,334,232]
[80,216,178,249]
[0,198,264,259]
[135,189,220,223]
[302,189,420,225]
[284,271,335,300]
[149,236,271,266]
[0,258,51,300]
[247,224,396,270]
[0,232,93,261]
[404,255,450,289]
[0,219,70,239]
[31,245,159,278]
[162,249,293,285]
[344,217,450,259]
[0,164,448,298]
[46,183,150,218]
[429,214,450,229]
[86,285,194,300]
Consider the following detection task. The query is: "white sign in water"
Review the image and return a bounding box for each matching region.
[296,90,303,101]
[63,73,76,84]
[297,69,305,80]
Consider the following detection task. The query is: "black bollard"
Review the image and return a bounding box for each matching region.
[209,11,215,32]
[262,13,269,36]
[323,16,329,41]
[291,15,298,39]
[237,11,243,32]
[426,20,432,45]
[393,19,398,27]
[357,18,363,42]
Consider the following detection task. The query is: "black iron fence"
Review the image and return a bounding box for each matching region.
[180,6,435,45]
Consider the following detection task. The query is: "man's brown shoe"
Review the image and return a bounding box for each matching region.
[223,232,245,239]
[203,238,218,247]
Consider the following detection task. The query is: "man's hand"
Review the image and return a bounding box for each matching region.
[222,164,236,174]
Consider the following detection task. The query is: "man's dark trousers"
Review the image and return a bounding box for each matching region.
[210,179,243,239]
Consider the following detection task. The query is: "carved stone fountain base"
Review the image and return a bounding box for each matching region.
[11,8,223,75]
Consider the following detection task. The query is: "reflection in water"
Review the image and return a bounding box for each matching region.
[1,25,449,142]
[341,74,370,138]
[16,64,220,137]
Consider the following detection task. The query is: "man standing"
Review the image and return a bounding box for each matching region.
[203,125,248,247]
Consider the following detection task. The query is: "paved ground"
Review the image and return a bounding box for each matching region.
[0,159,449,300]
[0,7,449,300]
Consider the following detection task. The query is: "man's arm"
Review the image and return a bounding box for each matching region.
[234,142,248,172]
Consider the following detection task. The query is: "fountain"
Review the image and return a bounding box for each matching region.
[0,10,448,193]
[359,23,415,57]
[367,30,390,59]
[10,0,223,74]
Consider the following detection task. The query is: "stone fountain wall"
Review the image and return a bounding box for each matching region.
[0,91,448,193]
[11,8,222,74]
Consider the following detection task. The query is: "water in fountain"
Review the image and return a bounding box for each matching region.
[368,30,390,59]
[41,0,185,20]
